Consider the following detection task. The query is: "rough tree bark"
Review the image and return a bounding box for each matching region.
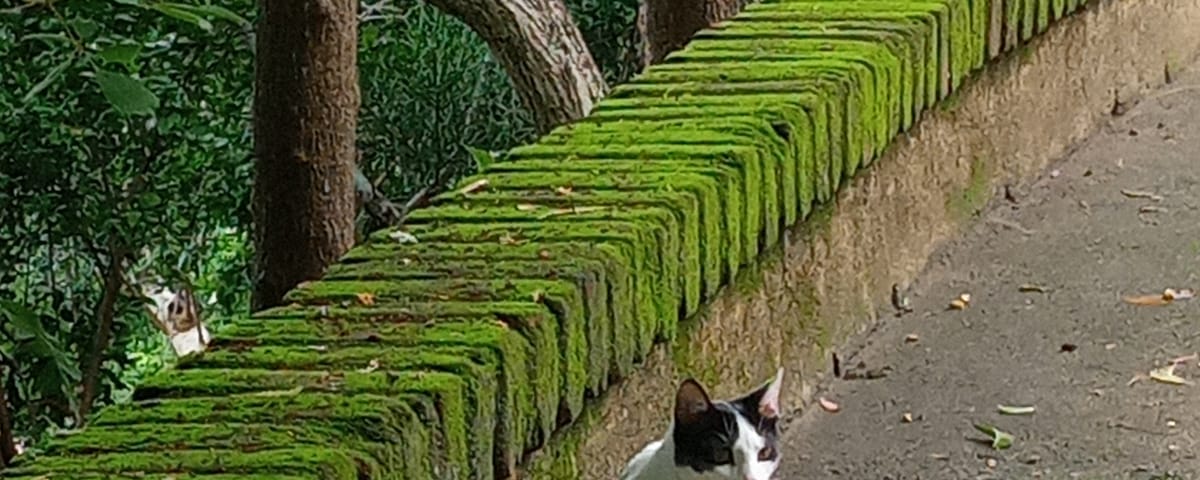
[251,0,360,310]
[0,365,15,467]
[639,0,753,65]
[426,0,607,134]
[76,246,125,424]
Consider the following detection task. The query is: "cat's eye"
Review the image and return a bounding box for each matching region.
[712,448,733,464]
[757,446,775,461]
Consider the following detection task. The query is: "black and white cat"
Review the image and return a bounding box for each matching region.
[620,368,786,480]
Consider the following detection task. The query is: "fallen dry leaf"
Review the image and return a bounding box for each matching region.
[1128,373,1147,386]
[388,230,419,244]
[1150,364,1190,385]
[356,292,376,306]
[498,232,519,245]
[949,299,969,310]
[249,386,304,397]
[905,333,920,343]
[959,293,972,303]
[902,412,914,423]
[516,203,540,212]
[1019,283,1049,293]
[538,205,611,219]
[1139,205,1168,214]
[1123,293,1171,306]
[555,186,573,196]
[538,249,552,260]
[358,358,381,374]
[1170,353,1198,365]
[997,404,1036,415]
[986,458,998,468]
[818,397,840,413]
[531,290,545,302]
[456,178,489,195]
[1120,189,1164,202]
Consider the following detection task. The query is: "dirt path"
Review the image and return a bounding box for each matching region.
[778,64,1200,480]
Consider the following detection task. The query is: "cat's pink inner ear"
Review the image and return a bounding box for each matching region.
[758,368,785,418]
[675,379,712,425]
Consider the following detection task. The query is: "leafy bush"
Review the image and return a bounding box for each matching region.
[0,0,254,443]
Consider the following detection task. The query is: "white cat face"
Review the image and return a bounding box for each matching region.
[670,369,785,480]
[674,413,778,480]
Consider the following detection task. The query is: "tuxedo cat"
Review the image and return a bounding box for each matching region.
[620,368,785,480]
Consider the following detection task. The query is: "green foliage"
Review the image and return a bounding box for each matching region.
[0,0,642,458]
[565,0,642,85]
[0,0,254,441]
[358,2,537,198]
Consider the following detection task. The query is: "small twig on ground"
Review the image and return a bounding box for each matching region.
[986,216,1036,235]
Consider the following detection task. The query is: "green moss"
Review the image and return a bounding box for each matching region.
[523,396,606,480]
[393,217,668,366]
[437,168,726,301]
[703,21,929,116]
[945,156,993,222]
[412,188,699,330]
[582,104,814,226]
[338,243,641,380]
[178,347,503,477]
[506,142,765,268]
[545,116,796,240]
[283,278,586,422]
[5,448,367,479]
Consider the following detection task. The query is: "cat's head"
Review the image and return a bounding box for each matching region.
[671,368,786,480]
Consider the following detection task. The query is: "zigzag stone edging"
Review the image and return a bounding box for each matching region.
[1,0,1159,478]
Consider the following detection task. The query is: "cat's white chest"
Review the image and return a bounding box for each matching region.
[621,439,669,480]
[621,437,733,480]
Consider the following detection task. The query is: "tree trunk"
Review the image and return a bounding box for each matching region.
[639,0,752,66]
[76,247,124,424]
[426,0,607,134]
[0,365,15,467]
[251,0,360,311]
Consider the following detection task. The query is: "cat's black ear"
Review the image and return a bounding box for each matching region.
[739,368,784,419]
[674,379,713,426]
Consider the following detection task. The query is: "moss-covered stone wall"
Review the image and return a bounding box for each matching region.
[5,0,1101,478]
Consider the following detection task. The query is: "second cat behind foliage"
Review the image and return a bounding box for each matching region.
[620,369,787,480]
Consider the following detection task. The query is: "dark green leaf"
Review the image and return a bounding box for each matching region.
[150,3,214,30]
[113,0,142,5]
[0,300,46,340]
[465,145,494,172]
[142,192,163,206]
[68,18,101,41]
[21,33,71,46]
[22,56,75,104]
[182,4,251,27]
[97,43,142,66]
[94,69,159,115]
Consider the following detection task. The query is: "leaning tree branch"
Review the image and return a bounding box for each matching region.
[424,0,607,134]
[76,244,126,425]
